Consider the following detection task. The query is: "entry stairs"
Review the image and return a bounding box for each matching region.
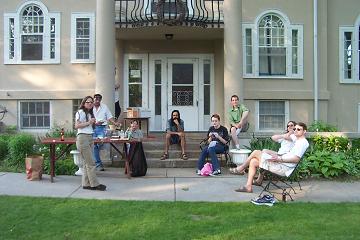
[107,132,253,168]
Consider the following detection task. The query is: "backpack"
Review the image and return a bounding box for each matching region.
[127,142,147,177]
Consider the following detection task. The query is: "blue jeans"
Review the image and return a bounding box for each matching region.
[197,143,225,171]
[93,125,106,167]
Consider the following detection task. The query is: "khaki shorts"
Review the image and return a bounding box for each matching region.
[259,155,294,177]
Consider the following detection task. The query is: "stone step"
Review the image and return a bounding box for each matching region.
[110,157,231,168]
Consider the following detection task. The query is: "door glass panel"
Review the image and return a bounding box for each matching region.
[128,59,142,107]
[172,86,193,106]
[172,64,193,84]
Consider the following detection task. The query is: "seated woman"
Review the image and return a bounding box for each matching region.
[229,120,297,176]
[125,120,143,141]
[235,122,309,193]
[196,114,229,176]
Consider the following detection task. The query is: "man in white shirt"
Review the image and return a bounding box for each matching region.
[235,122,309,193]
[93,94,120,171]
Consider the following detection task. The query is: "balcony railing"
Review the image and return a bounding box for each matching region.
[115,0,224,28]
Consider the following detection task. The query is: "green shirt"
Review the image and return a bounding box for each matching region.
[228,104,249,126]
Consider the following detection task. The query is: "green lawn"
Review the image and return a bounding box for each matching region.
[1,196,359,240]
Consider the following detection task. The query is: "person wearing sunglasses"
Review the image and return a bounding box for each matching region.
[235,122,309,193]
[229,120,297,176]
[74,96,106,191]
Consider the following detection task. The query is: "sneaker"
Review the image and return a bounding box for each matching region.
[209,169,221,176]
[251,195,275,206]
[196,170,201,175]
[96,166,105,171]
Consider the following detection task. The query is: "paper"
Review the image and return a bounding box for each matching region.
[208,141,217,148]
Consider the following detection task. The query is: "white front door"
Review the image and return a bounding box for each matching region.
[167,58,199,131]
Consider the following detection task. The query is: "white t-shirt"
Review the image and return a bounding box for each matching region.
[282,137,309,168]
[75,110,94,135]
[277,134,296,155]
[93,103,113,126]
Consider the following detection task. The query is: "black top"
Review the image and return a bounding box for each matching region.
[207,125,229,145]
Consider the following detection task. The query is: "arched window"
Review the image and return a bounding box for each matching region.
[4,1,60,64]
[243,11,303,78]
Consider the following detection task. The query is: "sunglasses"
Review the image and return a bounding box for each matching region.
[293,128,303,131]
[287,124,294,127]
[85,101,93,104]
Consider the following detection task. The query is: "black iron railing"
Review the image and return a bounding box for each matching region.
[115,0,224,28]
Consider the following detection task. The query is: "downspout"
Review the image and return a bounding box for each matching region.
[313,0,319,121]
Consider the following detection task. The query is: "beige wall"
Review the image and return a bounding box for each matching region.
[326,0,360,131]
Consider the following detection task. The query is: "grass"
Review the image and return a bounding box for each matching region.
[0,196,359,240]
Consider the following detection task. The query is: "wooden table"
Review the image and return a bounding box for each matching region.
[123,117,150,137]
[41,137,135,182]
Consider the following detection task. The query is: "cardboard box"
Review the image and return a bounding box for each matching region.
[126,107,139,118]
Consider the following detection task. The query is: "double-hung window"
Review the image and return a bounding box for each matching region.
[256,100,289,131]
[243,11,303,78]
[20,101,50,129]
[3,1,60,64]
[339,24,360,83]
[71,13,95,63]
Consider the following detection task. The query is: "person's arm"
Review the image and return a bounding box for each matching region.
[228,109,236,127]
[237,110,249,128]
[273,154,300,164]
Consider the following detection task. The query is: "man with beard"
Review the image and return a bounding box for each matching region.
[160,110,188,160]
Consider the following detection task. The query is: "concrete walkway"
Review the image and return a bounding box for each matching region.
[1,168,360,202]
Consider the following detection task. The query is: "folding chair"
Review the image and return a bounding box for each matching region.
[258,160,303,202]
[199,138,232,166]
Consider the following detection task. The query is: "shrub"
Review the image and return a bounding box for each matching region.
[43,158,77,176]
[245,137,280,151]
[309,135,349,152]
[308,120,337,132]
[0,139,8,161]
[7,134,36,167]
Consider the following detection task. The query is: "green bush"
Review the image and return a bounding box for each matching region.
[7,134,36,167]
[304,150,349,178]
[0,139,8,161]
[43,158,77,176]
[245,137,280,151]
[308,120,337,132]
[309,135,350,152]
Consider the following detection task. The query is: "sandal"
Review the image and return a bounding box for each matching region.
[234,186,253,193]
[252,180,262,186]
[160,153,169,160]
[229,167,245,175]
[181,153,188,160]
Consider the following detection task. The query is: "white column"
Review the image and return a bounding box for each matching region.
[223,0,243,124]
[96,0,115,113]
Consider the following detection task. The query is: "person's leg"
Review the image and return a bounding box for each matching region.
[160,133,171,160]
[232,149,262,173]
[208,144,225,171]
[115,101,121,119]
[93,126,105,169]
[197,146,209,170]
[244,158,260,192]
[230,126,240,148]
[179,132,186,154]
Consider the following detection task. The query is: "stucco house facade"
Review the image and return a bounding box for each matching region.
[0,0,359,134]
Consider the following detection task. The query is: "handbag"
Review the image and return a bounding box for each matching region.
[200,162,213,176]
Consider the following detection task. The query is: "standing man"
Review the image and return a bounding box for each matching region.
[160,110,188,160]
[93,93,120,171]
[228,95,250,149]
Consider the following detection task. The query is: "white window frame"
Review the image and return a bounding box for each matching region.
[3,1,60,64]
[71,13,95,63]
[255,100,289,132]
[339,26,359,83]
[18,100,51,130]
[242,10,303,79]
[123,54,149,109]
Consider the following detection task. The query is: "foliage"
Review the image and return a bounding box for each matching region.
[1,196,360,240]
[43,158,77,176]
[308,120,338,132]
[304,150,349,178]
[6,134,36,168]
[0,138,8,161]
[309,135,350,152]
[245,137,280,151]
[351,138,360,150]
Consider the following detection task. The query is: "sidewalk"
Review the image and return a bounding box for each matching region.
[1,168,360,202]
